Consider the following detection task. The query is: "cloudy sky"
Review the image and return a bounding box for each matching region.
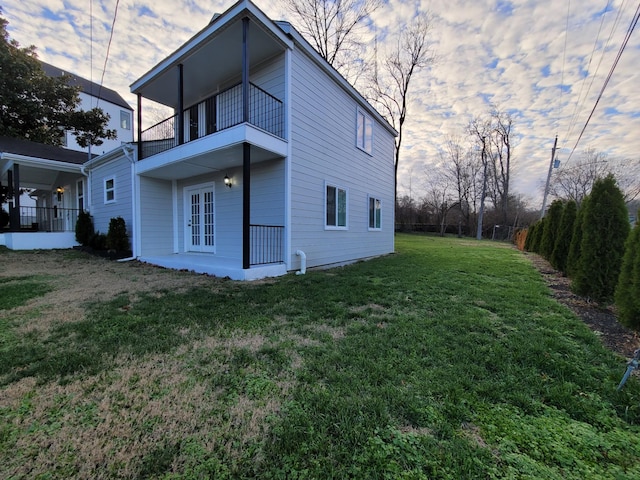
[3,0,639,206]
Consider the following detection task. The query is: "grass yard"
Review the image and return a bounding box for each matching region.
[1,234,639,479]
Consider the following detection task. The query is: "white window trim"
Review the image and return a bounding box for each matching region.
[120,110,131,130]
[368,195,382,231]
[356,108,373,155]
[104,177,116,204]
[324,181,348,230]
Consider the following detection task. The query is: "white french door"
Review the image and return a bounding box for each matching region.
[185,184,215,252]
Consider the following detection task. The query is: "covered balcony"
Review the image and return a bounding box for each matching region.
[132,5,292,165]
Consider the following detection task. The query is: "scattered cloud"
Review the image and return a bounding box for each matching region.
[3,0,638,204]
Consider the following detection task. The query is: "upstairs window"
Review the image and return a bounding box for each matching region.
[326,183,347,229]
[356,109,373,154]
[104,177,115,203]
[120,110,131,130]
[368,196,381,230]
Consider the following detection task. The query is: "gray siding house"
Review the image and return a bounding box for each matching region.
[111,0,396,280]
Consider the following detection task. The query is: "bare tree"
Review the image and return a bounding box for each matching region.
[281,0,382,81]
[441,135,480,236]
[367,12,435,201]
[490,109,514,225]
[549,148,610,206]
[549,149,640,205]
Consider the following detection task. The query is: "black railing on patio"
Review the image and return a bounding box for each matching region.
[12,206,79,232]
[250,224,284,266]
[140,82,284,160]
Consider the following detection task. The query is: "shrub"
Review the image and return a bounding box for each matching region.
[571,175,630,303]
[514,228,527,251]
[90,232,107,250]
[615,218,640,330]
[75,210,94,246]
[106,217,130,252]
[0,208,9,228]
[550,200,577,274]
[540,200,563,260]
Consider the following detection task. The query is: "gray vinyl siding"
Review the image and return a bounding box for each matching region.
[90,155,133,240]
[251,53,285,102]
[138,176,173,256]
[174,159,284,260]
[288,46,395,269]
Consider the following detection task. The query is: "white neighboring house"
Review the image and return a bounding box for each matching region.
[88,0,396,280]
[0,64,134,250]
[41,61,134,155]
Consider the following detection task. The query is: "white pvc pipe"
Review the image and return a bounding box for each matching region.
[295,250,306,275]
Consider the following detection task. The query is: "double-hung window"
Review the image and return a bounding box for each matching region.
[120,110,131,130]
[326,183,348,229]
[356,109,373,154]
[104,177,115,204]
[368,196,381,230]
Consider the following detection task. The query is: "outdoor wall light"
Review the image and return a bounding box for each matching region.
[224,175,232,188]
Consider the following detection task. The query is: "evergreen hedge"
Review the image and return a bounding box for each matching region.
[615,218,640,330]
[550,200,577,274]
[540,200,563,260]
[571,175,630,303]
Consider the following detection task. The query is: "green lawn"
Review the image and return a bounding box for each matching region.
[1,234,639,479]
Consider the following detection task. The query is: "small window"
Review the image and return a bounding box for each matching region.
[325,183,348,229]
[368,196,381,230]
[120,110,131,130]
[356,109,373,154]
[104,177,115,203]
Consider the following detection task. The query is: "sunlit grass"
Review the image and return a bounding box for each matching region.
[1,234,639,478]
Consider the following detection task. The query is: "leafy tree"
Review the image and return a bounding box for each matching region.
[615,218,640,330]
[571,175,630,303]
[540,200,563,260]
[550,200,577,274]
[0,11,116,147]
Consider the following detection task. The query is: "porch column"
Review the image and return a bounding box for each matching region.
[242,17,249,123]
[243,142,251,270]
[9,164,20,231]
[137,93,142,160]
[178,63,184,145]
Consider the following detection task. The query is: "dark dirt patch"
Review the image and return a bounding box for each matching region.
[525,252,639,359]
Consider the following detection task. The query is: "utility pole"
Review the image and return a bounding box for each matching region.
[476,136,488,240]
[540,135,558,219]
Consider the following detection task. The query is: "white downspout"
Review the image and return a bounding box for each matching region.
[122,144,138,261]
[296,250,306,275]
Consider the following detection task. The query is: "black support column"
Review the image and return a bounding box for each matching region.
[178,63,184,145]
[9,164,20,231]
[137,93,142,160]
[242,142,251,270]
[241,17,251,270]
[242,17,249,123]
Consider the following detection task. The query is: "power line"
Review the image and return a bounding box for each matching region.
[95,0,121,109]
[565,1,640,164]
[562,0,615,148]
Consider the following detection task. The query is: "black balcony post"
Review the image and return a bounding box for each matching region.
[137,93,142,160]
[178,63,184,145]
[242,17,249,123]
[243,142,251,270]
[9,164,20,231]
